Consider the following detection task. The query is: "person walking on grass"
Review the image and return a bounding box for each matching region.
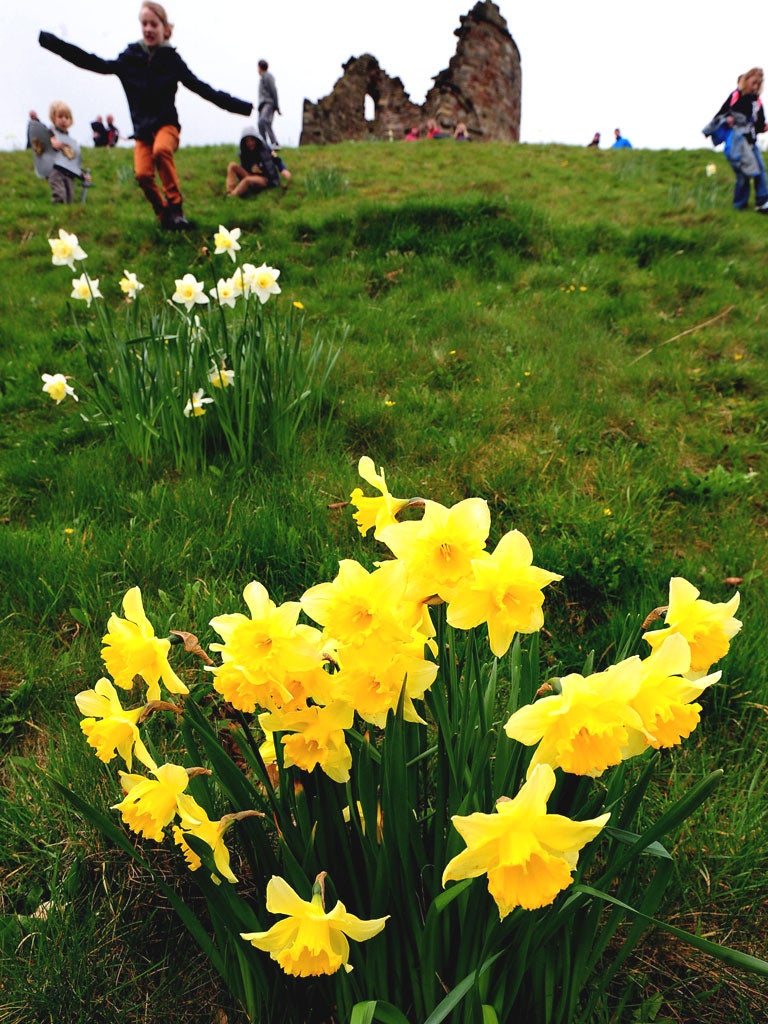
[39,3,253,230]
[257,59,280,149]
[714,67,768,213]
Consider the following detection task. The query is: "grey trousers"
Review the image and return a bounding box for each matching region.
[258,103,279,147]
[49,168,75,203]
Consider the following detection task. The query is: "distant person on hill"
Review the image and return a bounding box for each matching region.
[454,121,470,141]
[587,131,600,147]
[257,59,280,149]
[426,118,449,139]
[39,2,253,230]
[91,115,109,146]
[225,125,290,198]
[404,125,420,141]
[711,67,768,212]
[106,114,120,146]
[611,128,632,149]
[29,101,91,203]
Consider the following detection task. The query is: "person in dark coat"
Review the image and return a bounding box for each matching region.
[39,2,252,229]
[225,125,290,198]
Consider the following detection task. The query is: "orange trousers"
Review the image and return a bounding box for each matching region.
[133,125,181,216]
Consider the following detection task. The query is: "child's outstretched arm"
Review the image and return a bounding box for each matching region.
[39,31,118,75]
[174,54,252,117]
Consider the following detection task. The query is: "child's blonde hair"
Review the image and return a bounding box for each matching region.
[49,100,73,124]
[141,2,173,40]
[738,67,764,94]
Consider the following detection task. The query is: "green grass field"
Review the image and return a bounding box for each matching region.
[1,138,766,1023]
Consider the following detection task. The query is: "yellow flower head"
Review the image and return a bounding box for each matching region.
[260,702,354,783]
[119,269,144,301]
[241,875,388,976]
[208,581,323,713]
[49,228,87,269]
[183,388,214,417]
[446,530,562,657]
[112,763,202,842]
[504,658,647,777]
[248,262,281,304]
[209,278,238,308]
[643,577,741,673]
[631,633,720,749]
[173,807,239,884]
[41,372,78,404]
[101,586,188,702]
[348,456,409,538]
[172,273,210,312]
[377,497,491,603]
[213,225,242,263]
[75,677,154,771]
[208,365,235,389]
[70,273,102,306]
[442,764,609,917]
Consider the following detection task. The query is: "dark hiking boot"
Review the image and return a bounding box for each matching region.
[165,203,191,230]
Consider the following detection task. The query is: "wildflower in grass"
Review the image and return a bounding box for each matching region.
[41,372,78,404]
[442,763,610,916]
[504,657,647,777]
[102,586,188,702]
[172,273,209,312]
[183,388,214,417]
[71,273,102,306]
[293,300,304,310]
[377,497,491,603]
[209,277,238,308]
[251,262,281,304]
[642,577,742,673]
[112,762,202,842]
[213,225,242,262]
[706,163,717,176]
[119,270,144,301]
[209,365,235,388]
[208,581,323,713]
[348,456,410,538]
[172,807,261,884]
[48,228,86,268]
[241,875,388,977]
[260,701,354,783]
[631,633,721,749]
[75,677,154,771]
[446,529,562,657]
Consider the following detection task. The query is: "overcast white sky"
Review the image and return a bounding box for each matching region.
[0,1,762,153]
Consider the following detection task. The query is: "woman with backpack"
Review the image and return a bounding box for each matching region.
[714,67,768,213]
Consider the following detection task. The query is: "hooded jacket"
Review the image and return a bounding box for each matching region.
[39,31,252,142]
[238,126,282,188]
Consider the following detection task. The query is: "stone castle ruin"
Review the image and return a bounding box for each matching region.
[299,2,521,145]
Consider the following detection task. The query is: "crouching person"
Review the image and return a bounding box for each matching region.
[226,125,290,198]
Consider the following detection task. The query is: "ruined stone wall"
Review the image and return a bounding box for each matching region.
[300,1,520,145]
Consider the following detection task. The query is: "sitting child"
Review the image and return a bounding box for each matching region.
[225,125,290,198]
[29,101,91,203]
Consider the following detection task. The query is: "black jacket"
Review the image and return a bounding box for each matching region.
[39,32,252,143]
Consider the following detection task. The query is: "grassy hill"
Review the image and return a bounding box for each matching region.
[0,138,766,1023]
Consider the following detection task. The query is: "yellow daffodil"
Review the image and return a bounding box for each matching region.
[331,642,436,727]
[41,372,78,404]
[504,658,647,777]
[377,497,491,603]
[172,273,209,312]
[632,633,720,749]
[208,581,323,713]
[446,530,562,657]
[250,262,281,304]
[642,577,741,674]
[70,273,102,306]
[183,388,214,417]
[209,366,235,389]
[209,278,238,308]
[442,763,609,917]
[348,456,409,538]
[241,875,388,976]
[48,228,87,268]
[101,586,188,702]
[172,807,258,884]
[259,701,354,783]
[119,270,144,301]
[112,763,203,842]
[213,225,241,263]
[75,677,154,770]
